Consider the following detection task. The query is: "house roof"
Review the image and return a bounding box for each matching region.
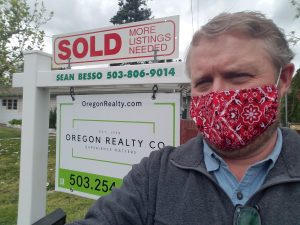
[0,87,23,97]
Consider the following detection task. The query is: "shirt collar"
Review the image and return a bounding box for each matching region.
[203,128,283,172]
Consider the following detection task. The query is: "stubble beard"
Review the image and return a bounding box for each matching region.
[207,120,280,159]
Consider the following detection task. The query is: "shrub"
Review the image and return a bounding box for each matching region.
[8,119,22,125]
[49,108,57,129]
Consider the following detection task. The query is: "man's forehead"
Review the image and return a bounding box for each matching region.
[189,34,274,74]
[221,62,260,73]
[190,52,265,74]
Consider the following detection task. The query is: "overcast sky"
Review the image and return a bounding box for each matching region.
[28,0,300,71]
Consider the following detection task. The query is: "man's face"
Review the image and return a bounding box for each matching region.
[189,33,281,158]
[189,33,277,97]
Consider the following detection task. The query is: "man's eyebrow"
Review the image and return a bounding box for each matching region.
[192,73,212,82]
[222,71,253,78]
[223,63,259,75]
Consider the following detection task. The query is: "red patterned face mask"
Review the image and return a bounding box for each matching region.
[190,85,279,151]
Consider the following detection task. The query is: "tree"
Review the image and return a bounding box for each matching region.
[290,0,300,18]
[110,0,152,25]
[110,0,152,66]
[288,0,300,45]
[281,68,300,124]
[287,69,300,122]
[0,0,53,87]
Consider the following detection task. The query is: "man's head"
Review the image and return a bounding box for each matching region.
[187,11,295,158]
[186,11,294,82]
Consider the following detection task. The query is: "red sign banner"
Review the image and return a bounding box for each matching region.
[53,16,179,68]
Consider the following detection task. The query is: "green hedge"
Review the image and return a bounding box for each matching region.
[8,119,22,125]
[49,108,57,129]
[8,108,56,129]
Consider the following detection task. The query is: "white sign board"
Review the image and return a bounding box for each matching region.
[36,62,188,87]
[53,16,179,68]
[55,93,180,199]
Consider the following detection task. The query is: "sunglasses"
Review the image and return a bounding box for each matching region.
[233,205,261,225]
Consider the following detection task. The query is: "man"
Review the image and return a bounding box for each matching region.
[70,11,300,225]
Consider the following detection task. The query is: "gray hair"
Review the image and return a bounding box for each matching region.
[185,11,294,76]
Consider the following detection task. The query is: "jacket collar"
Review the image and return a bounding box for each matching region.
[171,128,300,179]
[266,128,300,179]
[171,134,205,169]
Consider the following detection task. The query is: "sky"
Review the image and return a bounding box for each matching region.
[27,0,300,71]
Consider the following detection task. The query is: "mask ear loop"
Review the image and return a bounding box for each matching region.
[275,67,282,88]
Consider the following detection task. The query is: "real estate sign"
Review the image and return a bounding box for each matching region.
[53,16,179,68]
[55,93,180,199]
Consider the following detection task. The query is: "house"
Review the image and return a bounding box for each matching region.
[0,87,23,125]
[0,87,56,125]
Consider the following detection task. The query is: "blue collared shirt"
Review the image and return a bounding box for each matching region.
[203,128,283,205]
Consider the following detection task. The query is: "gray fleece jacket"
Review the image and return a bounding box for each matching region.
[70,128,300,225]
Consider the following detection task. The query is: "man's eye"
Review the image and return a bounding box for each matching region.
[194,79,212,91]
[229,73,252,82]
[237,73,251,77]
[197,80,211,85]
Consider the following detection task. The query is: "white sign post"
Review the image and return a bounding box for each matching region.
[14,51,189,224]
[14,15,187,225]
[17,51,51,225]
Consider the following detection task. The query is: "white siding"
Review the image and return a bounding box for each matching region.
[0,98,22,124]
[0,97,58,124]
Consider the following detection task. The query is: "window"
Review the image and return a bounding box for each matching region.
[7,99,12,109]
[13,99,17,109]
[2,98,18,110]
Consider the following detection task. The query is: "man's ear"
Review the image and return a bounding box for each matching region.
[278,63,295,98]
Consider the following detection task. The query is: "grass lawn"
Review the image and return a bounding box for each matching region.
[0,126,95,225]
[0,126,21,139]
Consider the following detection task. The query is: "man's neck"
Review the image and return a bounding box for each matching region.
[223,130,278,181]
